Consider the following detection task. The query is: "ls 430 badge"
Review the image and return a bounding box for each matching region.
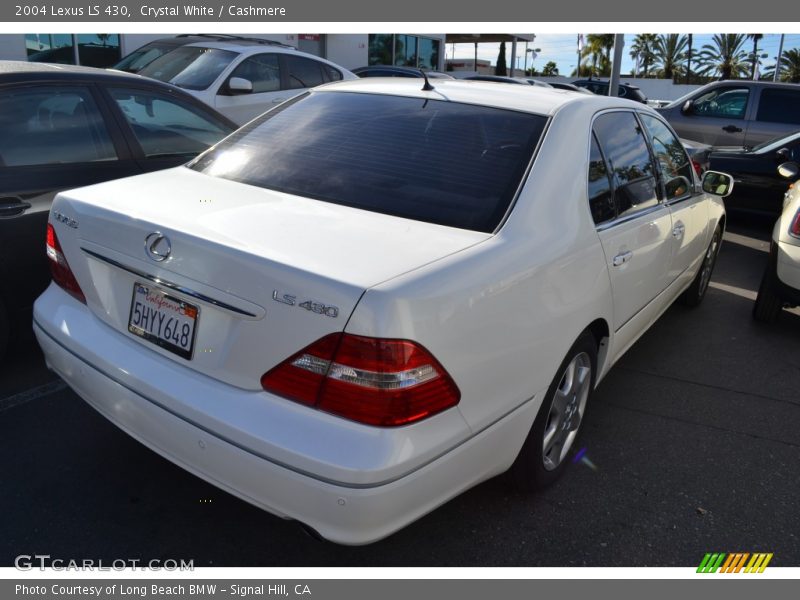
[272,291,339,318]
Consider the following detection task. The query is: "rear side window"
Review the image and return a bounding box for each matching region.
[285,56,325,90]
[109,88,233,158]
[0,86,116,167]
[588,134,615,224]
[592,111,658,219]
[189,92,546,232]
[756,89,800,125]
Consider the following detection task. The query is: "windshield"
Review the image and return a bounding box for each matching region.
[139,46,238,90]
[189,92,547,232]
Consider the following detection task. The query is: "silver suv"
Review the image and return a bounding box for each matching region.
[657,80,800,148]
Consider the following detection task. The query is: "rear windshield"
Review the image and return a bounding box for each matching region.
[189,92,547,232]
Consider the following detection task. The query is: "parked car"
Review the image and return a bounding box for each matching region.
[137,39,357,124]
[656,80,800,148]
[708,130,800,214]
[681,138,712,175]
[113,34,275,74]
[572,79,648,103]
[753,170,800,321]
[548,82,594,95]
[0,61,236,360]
[33,79,731,544]
[28,43,121,69]
[352,65,454,79]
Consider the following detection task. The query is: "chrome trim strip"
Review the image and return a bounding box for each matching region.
[595,203,667,232]
[80,247,258,318]
[34,317,536,490]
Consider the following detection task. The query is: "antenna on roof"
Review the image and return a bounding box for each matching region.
[419,69,435,92]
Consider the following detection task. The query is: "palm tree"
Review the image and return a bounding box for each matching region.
[653,34,687,81]
[763,48,800,83]
[630,34,658,77]
[748,33,763,79]
[695,34,749,80]
[581,34,615,76]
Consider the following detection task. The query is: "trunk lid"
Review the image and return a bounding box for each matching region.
[51,167,489,389]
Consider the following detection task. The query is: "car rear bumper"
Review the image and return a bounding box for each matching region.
[33,284,538,544]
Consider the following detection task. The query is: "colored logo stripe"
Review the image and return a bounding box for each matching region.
[697,553,773,573]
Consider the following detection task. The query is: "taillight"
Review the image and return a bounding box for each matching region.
[692,159,704,177]
[46,223,86,303]
[790,209,800,238]
[261,333,460,427]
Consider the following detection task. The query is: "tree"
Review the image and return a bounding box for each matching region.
[653,34,687,81]
[748,33,763,79]
[541,61,559,76]
[695,34,749,80]
[763,48,800,83]
[581,34,614,77]
[495,42,507,76]
[630,34,658,77]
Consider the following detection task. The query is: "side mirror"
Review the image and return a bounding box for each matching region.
[665,175,692,199]
[681,100,693,115]
[776,147,791,161]
[702,170,734,197]
[228,77,253,94]
[777,161,799,180]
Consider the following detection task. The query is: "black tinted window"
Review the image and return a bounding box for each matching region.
[285,56,325,90]
[756,89,800,125]
[189,92,546,232]
[593,112,658,218]
[640,114,694,200]
[588,134,615,224]
[0,86,116,167]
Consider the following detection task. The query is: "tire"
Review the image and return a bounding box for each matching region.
[753,267,782,323]
[681,225,722,307]
[508,331,597,491]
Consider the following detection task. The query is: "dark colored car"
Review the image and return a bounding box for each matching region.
[352,65,454,79]
[572,79,648,103]
[708,130,800,214]
[548,82,593,95]
[655,80,800,148]
[28,44,121,69]
[0,61,236,359]
[113,34,290,74]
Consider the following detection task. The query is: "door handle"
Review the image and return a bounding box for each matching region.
[0,198,31,217]
[612,250,633,267]
[722,125,743,133]
[672,223,686,237]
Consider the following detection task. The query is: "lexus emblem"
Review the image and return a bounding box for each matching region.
[145,232,171,262]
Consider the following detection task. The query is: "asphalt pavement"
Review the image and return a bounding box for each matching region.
[1,215,798,567]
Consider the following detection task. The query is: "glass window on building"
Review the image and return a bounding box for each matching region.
[368,34,393,65]
[417,38,440,70]
[25,34,120,68]
[394,35,418,67]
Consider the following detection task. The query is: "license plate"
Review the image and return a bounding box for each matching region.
[128,282,198,360]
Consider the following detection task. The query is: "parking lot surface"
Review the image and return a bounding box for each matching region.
[1,216,798,567]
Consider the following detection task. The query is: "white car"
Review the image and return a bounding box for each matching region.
[753,167,800,321]
[136,38,357,125]
[33,80,732,545]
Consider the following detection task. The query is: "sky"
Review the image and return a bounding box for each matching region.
[446,33,800,76]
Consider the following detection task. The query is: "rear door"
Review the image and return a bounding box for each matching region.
[590,111,673,330]
[0,81,138,314]
[747,87,800,146]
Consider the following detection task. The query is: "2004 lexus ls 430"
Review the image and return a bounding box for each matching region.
[34,79,733,544]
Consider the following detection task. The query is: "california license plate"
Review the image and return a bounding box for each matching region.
[128,283,198,360]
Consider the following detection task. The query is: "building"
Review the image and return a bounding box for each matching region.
[0,33,448,71]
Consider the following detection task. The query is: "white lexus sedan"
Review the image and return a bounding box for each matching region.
[34,79,732,545]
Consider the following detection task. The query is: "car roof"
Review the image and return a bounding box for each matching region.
[0,60,152,83]
[314,78,647,116]
[183,39,297,53]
